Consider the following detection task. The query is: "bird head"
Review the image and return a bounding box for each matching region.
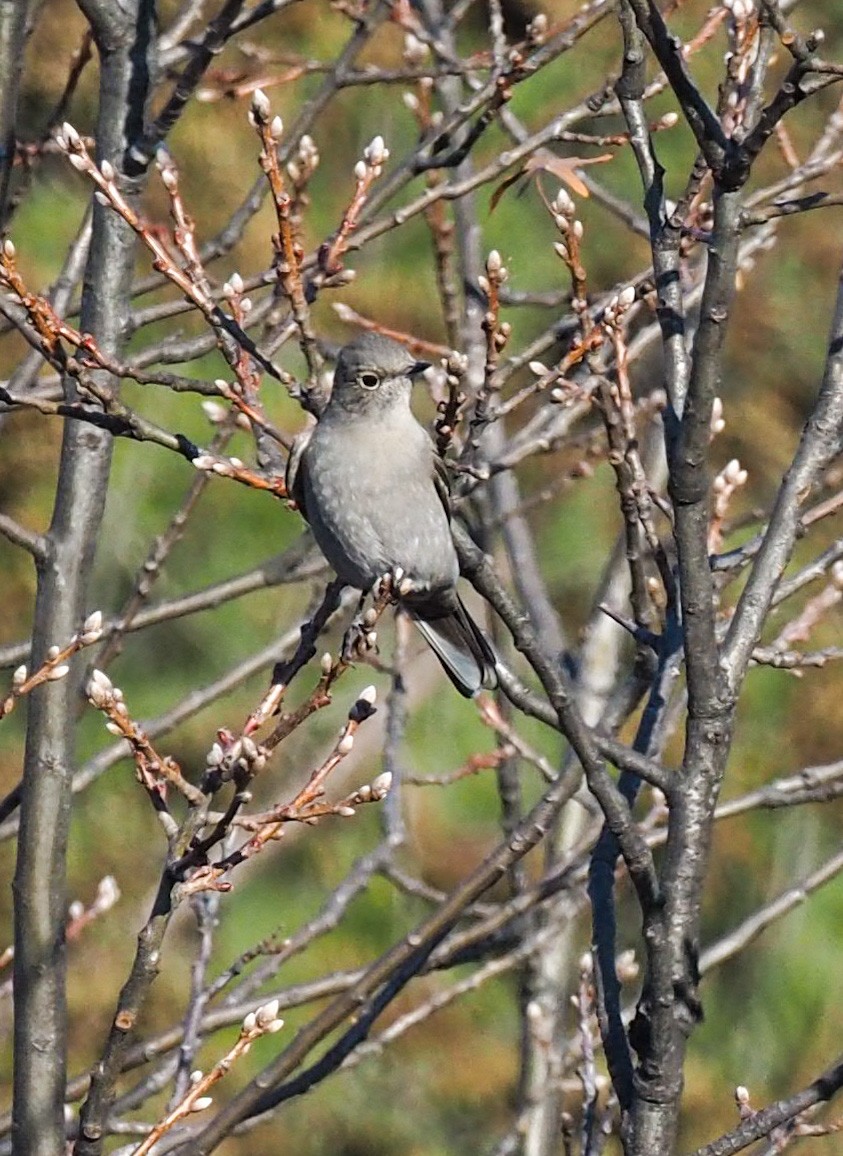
[329,333,430,414]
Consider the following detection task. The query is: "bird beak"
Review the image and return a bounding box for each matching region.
[410,360,431,377]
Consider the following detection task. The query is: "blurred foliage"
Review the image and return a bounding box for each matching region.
[1,0,843,1152]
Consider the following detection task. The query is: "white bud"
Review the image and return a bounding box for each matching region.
[527,12,548,40]
[251,88,271,121]
[553,242,569,261]
[94,191,110,207]
[553,188,575,217]
[357,685,377,706]
[486,249,502,273]
[242,1011,257,1032]
[190,1070,204,1084]
[100,159,115,182]
[83,610,103,637]
[364,135,387,167]
[61,121,81,148]
[403,32,428,64]
[201,400,228,425]
[255,998,280,1028]
[723,459,748,486]
[618,285,636,308]
[331,269,356,286]
[337,805,356,817]
[528,361,549,377]
[191,1097,213,1112]
[159,164,178,191]
[69,153,87,172]
[370,771,393,799]
[48,645,60,659]
[47,664,70,681]
[270,115,284,140]
[91,668,113,692]
[105,721,123,735]
[68,900,85,921]
[3,238,15,259]
[87,669,113,708]
[354,159,368,182]
[96,875,120,908]
[321,652,333,674]
[12,665,27,688]
[525,1000,542,1022]
[192,454,215,471]
[402,92,419,112]
[337,732,355,756]
[207,742,225,767]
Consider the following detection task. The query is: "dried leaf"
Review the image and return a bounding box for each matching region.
[489,167,527,213]
[524,147,614,197]
[490,148,613,211]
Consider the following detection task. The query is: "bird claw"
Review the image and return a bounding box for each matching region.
[341,619,378,663]
[375,568,415,599]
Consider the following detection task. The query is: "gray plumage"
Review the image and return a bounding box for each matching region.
[286,333,497,696]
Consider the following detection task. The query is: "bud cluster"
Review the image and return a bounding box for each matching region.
[287,133,320,187]
[602,285,636,328]
[551,187,584,266]
[206,733,268,780]
[242,997,285,1039]
[87,669,129,735]
[2,612,105,719]
[248,88,283,140]
[356,135,389,182]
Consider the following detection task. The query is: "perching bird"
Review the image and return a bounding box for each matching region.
[286,333,497,696]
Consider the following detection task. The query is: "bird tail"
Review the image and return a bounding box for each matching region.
[407,596,497,698]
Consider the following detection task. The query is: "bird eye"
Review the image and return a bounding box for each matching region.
[359,371,380,390]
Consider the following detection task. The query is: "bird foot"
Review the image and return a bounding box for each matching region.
[375,567,415,599]
[341,615,379,664]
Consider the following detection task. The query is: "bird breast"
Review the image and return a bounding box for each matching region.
[303,410,458,593]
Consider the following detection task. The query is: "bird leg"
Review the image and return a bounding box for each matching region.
[340,571,401,662]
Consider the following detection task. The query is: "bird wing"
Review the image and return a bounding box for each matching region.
[432,451,453,521]
[285,426,313,510]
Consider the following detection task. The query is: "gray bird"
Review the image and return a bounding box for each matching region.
[286,333,497,696]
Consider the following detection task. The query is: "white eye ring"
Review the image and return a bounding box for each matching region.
[359,371,380,390]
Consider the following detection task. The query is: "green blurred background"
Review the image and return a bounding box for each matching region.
[1,0,842,1151]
